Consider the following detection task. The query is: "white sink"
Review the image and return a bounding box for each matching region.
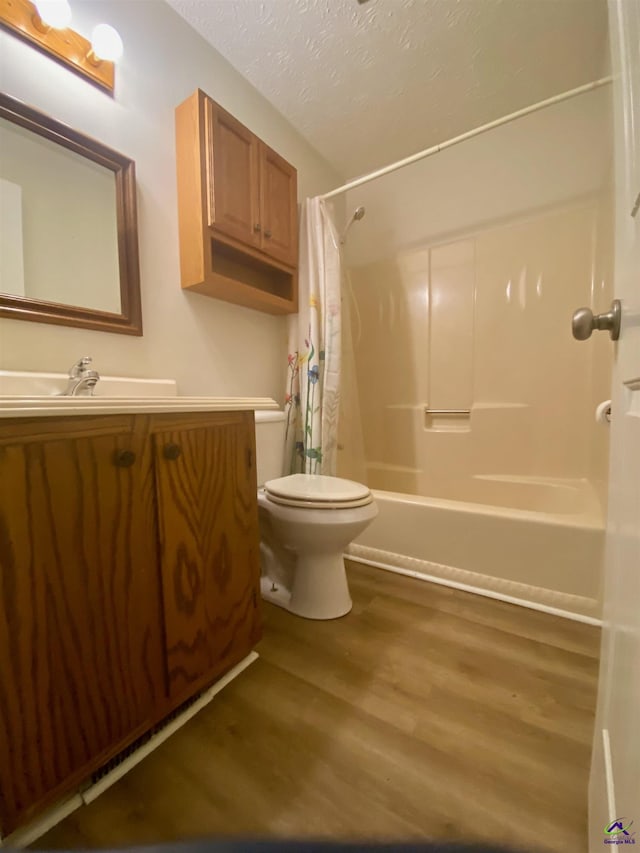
[0,370,278,417]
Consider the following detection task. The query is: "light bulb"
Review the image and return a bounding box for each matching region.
[90,24,124,61]
[34,0,72,29]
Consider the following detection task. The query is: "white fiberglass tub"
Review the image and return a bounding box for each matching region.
[347,474,605,620]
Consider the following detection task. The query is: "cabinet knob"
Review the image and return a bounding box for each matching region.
[163,443,182,461]
[264,229,272,239]
[113,449,136,468]
[253,223,261,233]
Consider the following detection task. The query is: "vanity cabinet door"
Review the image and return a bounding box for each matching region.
[259,141,298,267]
[152,412,261,705]
[0,419,165,835]
[207,100,261,248]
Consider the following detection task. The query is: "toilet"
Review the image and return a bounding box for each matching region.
[255,411,378,620]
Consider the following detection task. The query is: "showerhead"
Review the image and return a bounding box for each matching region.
[340,205,366,243]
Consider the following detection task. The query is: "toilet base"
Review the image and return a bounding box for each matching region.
[260,553,352,620]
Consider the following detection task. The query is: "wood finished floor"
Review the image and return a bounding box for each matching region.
[38,562,600,852]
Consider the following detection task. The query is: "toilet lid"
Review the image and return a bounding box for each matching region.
[264,473,372,508]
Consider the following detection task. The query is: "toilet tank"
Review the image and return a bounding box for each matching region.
[254,410,287,486]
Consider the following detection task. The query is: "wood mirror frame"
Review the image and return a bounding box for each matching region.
[0,92,142,335]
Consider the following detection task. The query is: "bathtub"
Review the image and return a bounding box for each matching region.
[347,474,605,620]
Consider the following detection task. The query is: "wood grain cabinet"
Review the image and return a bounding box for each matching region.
[0,410,261,836]
[207,104,261,250]
[258,141,298,267]
[153,414,261,704]
[176,90,298,314]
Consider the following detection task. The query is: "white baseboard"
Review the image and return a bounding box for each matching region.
[602,728,616,823]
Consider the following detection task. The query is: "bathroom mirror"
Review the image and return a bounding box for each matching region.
[0,92,142,335]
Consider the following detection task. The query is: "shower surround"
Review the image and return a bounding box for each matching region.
[342,193,612,619]
[336,70,613,624]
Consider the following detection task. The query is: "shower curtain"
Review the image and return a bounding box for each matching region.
[284,197,342,476]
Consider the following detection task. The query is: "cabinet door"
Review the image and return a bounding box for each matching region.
[207,100,261,248]
[259,142,298,267]
[0,425,164,834]
[153,414,261,704]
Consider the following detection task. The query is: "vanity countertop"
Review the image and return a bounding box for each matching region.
[0,396,279,418]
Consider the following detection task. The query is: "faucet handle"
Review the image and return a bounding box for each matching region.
[69,356,93,378]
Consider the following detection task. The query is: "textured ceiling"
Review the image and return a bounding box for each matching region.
[167,0,609,179]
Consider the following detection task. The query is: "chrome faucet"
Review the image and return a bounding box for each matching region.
[62,357,100,396]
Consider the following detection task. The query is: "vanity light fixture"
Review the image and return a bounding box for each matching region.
[0,0,121,94]
[33,0,71,30]
[88,23,123,63]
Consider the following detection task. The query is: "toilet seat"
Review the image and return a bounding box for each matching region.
[264,473,373,510]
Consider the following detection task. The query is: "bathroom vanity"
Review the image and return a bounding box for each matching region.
[0,397,272,836]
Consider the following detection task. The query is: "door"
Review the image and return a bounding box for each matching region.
[259,141,298,266]
[207,100,261,248]
[588,0,640,848]
[0,421,165,834]
[153,413,261,705]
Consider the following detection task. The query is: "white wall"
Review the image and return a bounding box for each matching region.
[0,0,341,400]
[342,86,612,266]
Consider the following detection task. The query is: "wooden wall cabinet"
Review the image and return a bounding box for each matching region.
[0,411,261,836]
[176,90,298,315]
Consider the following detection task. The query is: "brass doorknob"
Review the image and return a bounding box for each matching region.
[571,299,621,341]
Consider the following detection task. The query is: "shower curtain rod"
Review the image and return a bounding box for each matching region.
[319,76,613,201]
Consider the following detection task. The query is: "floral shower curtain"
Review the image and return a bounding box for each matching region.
[284,197,342,475]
